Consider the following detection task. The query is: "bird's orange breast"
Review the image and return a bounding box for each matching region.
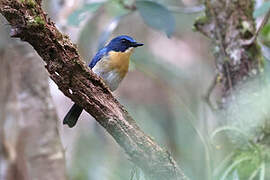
[107,48,133,78]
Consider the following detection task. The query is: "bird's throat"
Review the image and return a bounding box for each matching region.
[108,48,133,78]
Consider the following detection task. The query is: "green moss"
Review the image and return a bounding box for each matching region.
[30,8,38,16]
[197,15,208,24]
[20,0,36,7]
[193,14,209,31]
[26,0,36,8]
[27,15,45,27]
[34,16,45,26]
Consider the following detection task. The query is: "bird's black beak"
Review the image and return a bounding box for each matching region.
[131,42,144,47]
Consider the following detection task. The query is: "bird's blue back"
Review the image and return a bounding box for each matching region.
[89,47,108,68]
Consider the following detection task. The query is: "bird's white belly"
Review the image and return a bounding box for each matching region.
[92,66,123,91]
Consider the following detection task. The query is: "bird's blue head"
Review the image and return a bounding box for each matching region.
[106,35,144,52]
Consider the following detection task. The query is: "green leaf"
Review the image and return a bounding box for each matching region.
[136,0,175,37]
[261,24,270,36]
[253,1,270,18]
[259,163,265,180]
[220,157,252,180]
[211,126,250,141]
[68,2,104,26]
[260,24,270,47]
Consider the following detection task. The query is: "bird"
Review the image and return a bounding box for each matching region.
[63,35,144,128]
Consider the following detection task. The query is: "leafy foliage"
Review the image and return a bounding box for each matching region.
[136,0,175,37]
[260,23,270,47]
[68,2,104,26]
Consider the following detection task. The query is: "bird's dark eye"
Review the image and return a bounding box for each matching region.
[121,39,128,43]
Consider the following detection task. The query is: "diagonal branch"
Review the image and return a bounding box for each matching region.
[0,0,188,179]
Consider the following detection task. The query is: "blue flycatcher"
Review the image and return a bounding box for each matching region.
[63,35,143,127]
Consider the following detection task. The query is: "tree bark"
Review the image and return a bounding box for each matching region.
[0,35,66,179]
[0,1,188,180]
[195,0,261,100]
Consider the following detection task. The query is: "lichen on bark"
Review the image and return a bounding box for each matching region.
[195,0,263,98]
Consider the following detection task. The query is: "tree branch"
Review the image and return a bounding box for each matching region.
[195,0,261,100]
[0,1,188,179]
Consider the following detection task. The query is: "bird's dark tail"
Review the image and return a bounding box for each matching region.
[63,104,83,128]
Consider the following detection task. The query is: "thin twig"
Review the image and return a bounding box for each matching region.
[225,62,233,94]
[241,9,270,46]
[168,4,205,14]
[204,74,218,110]
[206,0,233,94]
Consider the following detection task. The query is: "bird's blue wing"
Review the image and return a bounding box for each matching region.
[89,47,108,69]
